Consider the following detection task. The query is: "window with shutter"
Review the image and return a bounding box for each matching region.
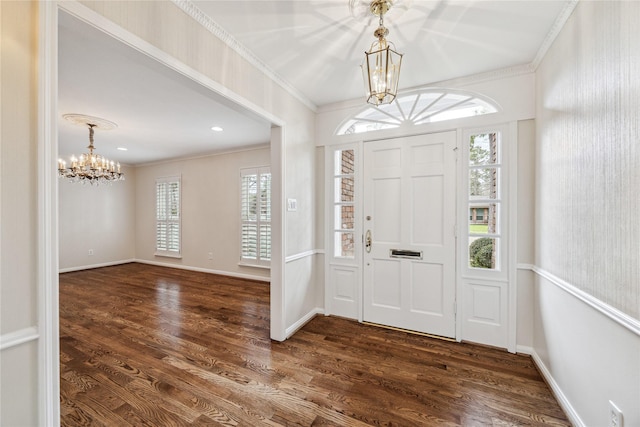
[156,176,181,257]
[240,167,271,267]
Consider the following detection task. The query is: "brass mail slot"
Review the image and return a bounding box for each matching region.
[389,249,423,260]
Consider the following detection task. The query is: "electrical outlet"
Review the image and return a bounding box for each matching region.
[88,249,94,256]
[609,400,623,427]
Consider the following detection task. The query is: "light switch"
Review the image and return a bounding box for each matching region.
[287,198,297,211]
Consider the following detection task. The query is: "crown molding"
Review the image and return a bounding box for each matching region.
[318,63,536,114]
[171,0,318,112]
[532,0,579,69]
[426,63,536,90]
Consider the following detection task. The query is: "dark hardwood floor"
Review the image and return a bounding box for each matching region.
[59,263,570,426]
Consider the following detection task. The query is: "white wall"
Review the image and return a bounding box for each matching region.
[134,148,271,280]
[59,165,136,271]
[0,1,39,425]
[535,1,640,425]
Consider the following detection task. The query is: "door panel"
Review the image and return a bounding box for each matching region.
[412,176,443,245]
[373,178,401,242]
[363,132,457,338]
[372,259,402,308]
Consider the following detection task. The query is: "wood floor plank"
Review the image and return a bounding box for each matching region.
[60,263,570,426]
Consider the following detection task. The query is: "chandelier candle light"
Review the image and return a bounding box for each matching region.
[58,114,124,185]
[362,0,403,106]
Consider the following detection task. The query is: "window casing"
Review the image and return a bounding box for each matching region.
[241,167,271,267]
[156,176,181,257]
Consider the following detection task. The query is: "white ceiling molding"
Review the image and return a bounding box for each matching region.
[318,63,535,114]
[172,0,318,112]
[135,143,271,168]
[423,64,536,92]
[532,0,580,70]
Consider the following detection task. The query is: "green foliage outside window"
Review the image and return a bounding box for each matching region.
[469,237,494,269]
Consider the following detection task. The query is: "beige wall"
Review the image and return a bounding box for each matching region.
[535,1,640,425]
[134,148,271,280]
[0,1,40,425]
[59,165,136,270]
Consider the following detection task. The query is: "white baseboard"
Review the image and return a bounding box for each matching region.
[515,345,533,355]
[530,350,585,427]
[0,326,39,351]
[59,259,136,273]
[134,259,270,283]
[286,307,324,339]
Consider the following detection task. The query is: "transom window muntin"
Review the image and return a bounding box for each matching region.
[337,90,498,135]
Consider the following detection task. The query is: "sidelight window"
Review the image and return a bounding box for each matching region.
[468,132,501,270]
[333,149,356,258]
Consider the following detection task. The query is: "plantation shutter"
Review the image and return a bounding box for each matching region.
[241,167,271,266]
[156,176,181,257]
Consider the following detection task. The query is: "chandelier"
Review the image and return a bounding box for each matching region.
[58,114,124,185]
[361,0,403,106]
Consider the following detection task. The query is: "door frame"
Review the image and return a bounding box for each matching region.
[324,124,519,352]
[38,2,289,425]
[324,131,463,341]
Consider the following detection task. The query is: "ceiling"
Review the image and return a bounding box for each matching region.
[58,1,573,165]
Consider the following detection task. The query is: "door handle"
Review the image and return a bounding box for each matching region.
[365,230,372,253]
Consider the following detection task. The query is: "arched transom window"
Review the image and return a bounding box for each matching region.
[337,90,499,135]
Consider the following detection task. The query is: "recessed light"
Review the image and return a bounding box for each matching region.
[117,147,128,151]
[211,126,223,132]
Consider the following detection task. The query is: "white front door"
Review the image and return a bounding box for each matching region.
[363,132,457,338]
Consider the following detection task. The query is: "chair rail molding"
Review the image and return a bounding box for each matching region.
[531,264,640,337]
[0,327,40,351]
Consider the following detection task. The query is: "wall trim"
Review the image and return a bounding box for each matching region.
[171,0,317,112]
[38,1,60,426]
[517,263,535,271]
[134,259,270,283]
[515,345,533,355]
[136,143,270,168]
[532,265,640,337]
[0,327,40,351]
[286,308,324,339]
[530,349,585,427]
[59,259,136,273]
[285,249,323,264]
